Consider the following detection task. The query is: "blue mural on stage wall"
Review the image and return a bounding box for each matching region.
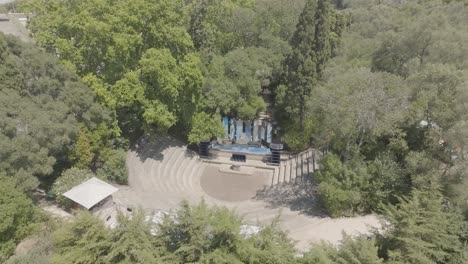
[222,116,229,138]
[266,123,272,143]
[221,116,272,144]
[229,118,235,139]
[236,120,243,140]
[253,120,259,142]
[260,125,266,141]
[245,121,252,142]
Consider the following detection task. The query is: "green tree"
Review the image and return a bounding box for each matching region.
[407,64,465,130]
[51,212,111,264]
[24,0,202,136]
[365,154,407,209]
[203,47,282,119]
[379,190,468,264]
[105,210,163,263]
[315,153,368,217]
[301,235,383,264]
[0,176,39,260]
[316,151,406,216]
[281,0,332,131]
[254,0,305,42]
[185,0,258,56]
[157,200,244,263]
[314,68,408,155]
[157,200,297,263]
[70,127,94,169]
[443,161,468,217]
[188,0,210,52]
[188,112,225,144]
[0,33,109,190]
[240,220,297,264]
[96,148,128,184]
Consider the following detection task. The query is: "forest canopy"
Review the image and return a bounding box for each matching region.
[0,33,123,191]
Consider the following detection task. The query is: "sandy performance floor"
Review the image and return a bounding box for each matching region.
[201,166,271,202]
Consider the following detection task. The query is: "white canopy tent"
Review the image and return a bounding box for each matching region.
[63,177,118,210]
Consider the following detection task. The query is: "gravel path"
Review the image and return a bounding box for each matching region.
[115,136,381,251]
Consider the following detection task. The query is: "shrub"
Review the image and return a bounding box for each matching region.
[0,176,38,259]
[315,154,369,217]
[96,148,128,184]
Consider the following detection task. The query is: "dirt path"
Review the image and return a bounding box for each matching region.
[115,136,381,251]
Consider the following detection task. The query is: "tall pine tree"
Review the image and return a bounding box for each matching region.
[314,0,332,76]
[379,190,468,264]
[188,0,209,52]
[282,0,332,131]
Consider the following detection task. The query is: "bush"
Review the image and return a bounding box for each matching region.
[318,182,363,217]
[96,148,128,184]
[316,153,406,217]
[315,154,369,217]
[188,112,225,144]
[0,176,38,259]
[301,235,383,263]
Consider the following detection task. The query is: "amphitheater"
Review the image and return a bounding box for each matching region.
[114,136,381,251]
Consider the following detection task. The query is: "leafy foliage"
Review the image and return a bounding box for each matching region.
[315,153,368,217]
[301,235,383,264]
[46,201,297,263]
[23,0,203,136]
[203,47,278,118]
[188,112,225,144]
[378,190,468,264]
[0,176,39,260]
[105,211,162,263]
[95,148,128,184]
[51,212,111,264]
[316,153,408,217]
[0,33,110,190]
[280,0,337,131]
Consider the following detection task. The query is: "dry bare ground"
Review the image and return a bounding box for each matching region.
[114,136,381,251]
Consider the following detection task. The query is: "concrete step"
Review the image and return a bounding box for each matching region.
[189,163,206,195]
[158,148,178,193]
[281,161,287,184]
[180,157,197,192]
[271,166,280,186]
[167,149,187,193]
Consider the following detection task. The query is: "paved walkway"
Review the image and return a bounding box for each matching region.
[114,136,381,251]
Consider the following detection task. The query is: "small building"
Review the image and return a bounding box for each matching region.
[63,177,118,210]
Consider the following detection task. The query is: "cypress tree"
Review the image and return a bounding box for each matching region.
[188,0,209,51]
[314,0,332,76]
[283,0,332,131]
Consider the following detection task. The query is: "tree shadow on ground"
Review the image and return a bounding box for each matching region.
[133,135,185,162]
[254,180,326,217]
